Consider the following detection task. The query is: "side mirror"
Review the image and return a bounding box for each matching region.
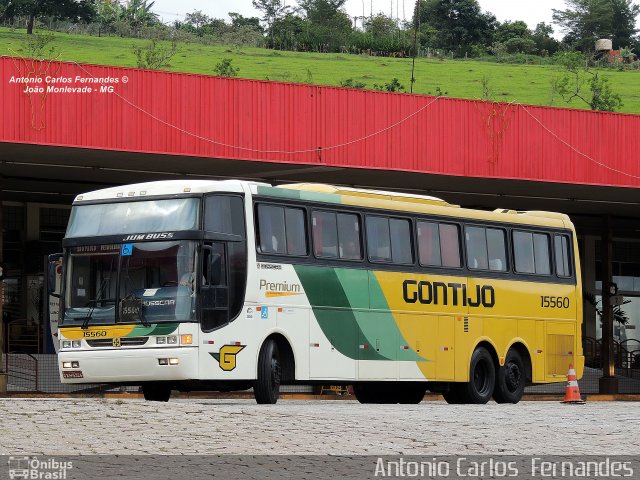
[47,253,63,297]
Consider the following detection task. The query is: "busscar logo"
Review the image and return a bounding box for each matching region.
[122,232,174,242]
[403,280,495,308]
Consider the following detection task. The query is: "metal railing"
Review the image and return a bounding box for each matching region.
[584,336,640,372]
[7,319,41,354]
[4,353,39,392]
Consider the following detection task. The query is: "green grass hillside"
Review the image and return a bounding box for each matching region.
[2,27,640,114]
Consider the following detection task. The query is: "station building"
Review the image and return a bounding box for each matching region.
[1,56,639,392]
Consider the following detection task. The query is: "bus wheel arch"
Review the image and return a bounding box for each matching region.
[253,332,296,405]
[266,332,295,383]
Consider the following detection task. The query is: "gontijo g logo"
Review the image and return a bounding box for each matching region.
[210,345,246,371]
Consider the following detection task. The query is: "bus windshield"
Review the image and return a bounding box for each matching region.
[63,240,197,326]
[65,198,200,238]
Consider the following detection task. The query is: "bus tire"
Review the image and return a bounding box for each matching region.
[493,349,525,404]
[353,383,374,404]
[442,384,464,404]
[457,347,495,404]
[254,339,281,404]
[142,382,171,402]
[397,383,427,404]
[353,383,396,404]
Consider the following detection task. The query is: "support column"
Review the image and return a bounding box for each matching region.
[0,187,6,389]
[599,215,618,394]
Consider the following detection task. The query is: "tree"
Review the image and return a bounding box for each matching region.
[298,0,347,25]
[11,0,96,34]
[131,39,176,69]
[493,20,537,54]
[532,22,560,55]
[494,20,530,43]
[120,0,158,36]
[553,0,640,51]
[185,10,211,30]
[252,0,287,45]
[94,0,121,37]
[229,12,263,32]
[415,0,497,56]
[364,13,398,38]
[297,0,353,51]
[552,51,623,111]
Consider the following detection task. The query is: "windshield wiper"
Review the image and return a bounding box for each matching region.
[119,292,150,327]
[81,278,110,330]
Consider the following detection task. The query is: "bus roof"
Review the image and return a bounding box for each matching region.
[268,183,572,229]
[73,179,572,230]
[73,179,257,203]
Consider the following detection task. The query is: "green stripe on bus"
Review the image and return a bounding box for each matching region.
[295,266,424,362]
[127,323,179,337]
[256,186,343,204]
[294,265,386,360]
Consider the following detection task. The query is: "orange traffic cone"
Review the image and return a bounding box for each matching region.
[562,364,585,404]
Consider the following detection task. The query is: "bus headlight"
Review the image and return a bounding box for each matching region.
[156,337,166,345]
[72,340,81,348]
[62,340,71,349]
[167,336,178,345]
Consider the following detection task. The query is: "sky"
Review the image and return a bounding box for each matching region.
[152,1,563,33]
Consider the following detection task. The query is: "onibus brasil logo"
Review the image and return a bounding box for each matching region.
[8,457,73,479]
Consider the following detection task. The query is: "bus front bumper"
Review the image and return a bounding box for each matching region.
[58,347,198,383]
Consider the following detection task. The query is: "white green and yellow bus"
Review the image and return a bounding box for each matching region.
[53,179,584,404]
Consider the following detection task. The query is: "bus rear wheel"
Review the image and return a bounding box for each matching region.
[493,349,526,404]
[397,383,427,404]
[353,383,396,404]
[456,347,496,404]
[142,382,171,402]
[442,384,464,404]
[254,339,281,404]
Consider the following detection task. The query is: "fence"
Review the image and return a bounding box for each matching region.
[0,354,313,395]
[2,353,639,396]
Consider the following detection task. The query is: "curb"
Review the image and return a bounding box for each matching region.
[2,392,639,401]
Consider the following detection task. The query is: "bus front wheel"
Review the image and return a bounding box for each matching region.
[493,349,526,404]
[142,382,171,402]
[457,347,496,404]
[254,339,281,404]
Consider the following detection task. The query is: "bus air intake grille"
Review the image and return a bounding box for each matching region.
[87,337,149,348]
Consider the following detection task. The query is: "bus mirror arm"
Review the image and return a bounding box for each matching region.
[47,253,63,297]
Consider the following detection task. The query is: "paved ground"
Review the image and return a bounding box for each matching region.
[0,399,638,455]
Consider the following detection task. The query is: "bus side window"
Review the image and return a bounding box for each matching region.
[257,205,287,254]
[466,226,488,270]
[418,222,461,268]
[366,216,392,262]
[555,234,572,277]
[256,204,306,256]
[337,213,362,260]
[466,226,507,272]
[312,211,338,258]
[205,195,245,236]
[514,230,551,275]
